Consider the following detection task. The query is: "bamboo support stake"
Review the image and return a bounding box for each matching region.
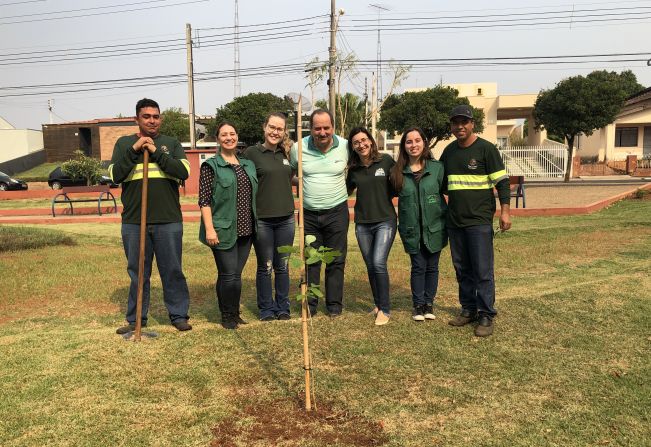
[134,149,150,342]
[296,97,312,411]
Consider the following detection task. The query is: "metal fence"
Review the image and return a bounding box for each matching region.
[499,146,568,178]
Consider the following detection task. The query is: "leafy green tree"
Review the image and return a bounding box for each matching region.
[61,150,103,186]
[159,107,190,142]
[378,86,485,148]
[211,93,294,146]
[533,70,638,182]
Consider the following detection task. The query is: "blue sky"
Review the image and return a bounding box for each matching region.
[0,0,649,129]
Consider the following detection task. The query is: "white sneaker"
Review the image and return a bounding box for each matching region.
[412,306,425,322]
[424,304,436,320]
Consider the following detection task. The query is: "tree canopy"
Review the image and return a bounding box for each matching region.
[533,70,640,181]
[159,107,190,142]
[378,86,484,148]
[211,93,294,146]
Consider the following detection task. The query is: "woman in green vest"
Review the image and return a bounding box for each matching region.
[199,122,258,329]
[390,127,447,322]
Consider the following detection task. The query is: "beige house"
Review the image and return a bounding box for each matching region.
[578,87,651,161]
[383,83,547,158]
[0,116,45,174]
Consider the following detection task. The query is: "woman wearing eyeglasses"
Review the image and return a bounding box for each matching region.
[243,113,296,321]
[390,127,447,323]
[346,127,397,326]
[199,121,257,330]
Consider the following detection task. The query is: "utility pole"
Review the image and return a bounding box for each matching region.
[328,0,337,128]
[234,0,241,98]
[186,23,196,150]
[47,99,54,124]
[371,72,377,141]
[364,77,368,127]
[369,4,389,105]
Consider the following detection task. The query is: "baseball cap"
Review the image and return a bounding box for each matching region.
[449,104,474,120]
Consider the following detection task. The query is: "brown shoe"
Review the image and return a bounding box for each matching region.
[374,311,390,326]
[474,316,494,337]
[448,309,477,327]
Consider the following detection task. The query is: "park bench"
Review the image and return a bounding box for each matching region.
[51,185,118,217]
[509,175,526,208]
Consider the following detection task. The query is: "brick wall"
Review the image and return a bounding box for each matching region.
[99,125,138,161]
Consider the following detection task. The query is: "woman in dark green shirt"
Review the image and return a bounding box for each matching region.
[346,127,397,326]
[243,113,295,321]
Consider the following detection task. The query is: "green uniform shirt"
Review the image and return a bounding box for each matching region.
[243,144,294,219]
[290,135,348,211]
[439,136,509,228]
[109,134,190,224]
[346,153,396,224]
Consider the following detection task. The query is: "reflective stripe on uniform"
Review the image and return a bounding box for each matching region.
[108,164,115,182]
[488,169,508,184]
[447,171,507,191]
[180,158,190,176]
[123,163,181,183]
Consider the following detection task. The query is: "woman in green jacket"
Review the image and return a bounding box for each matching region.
[390,127,447,322]
[199,122,258,329]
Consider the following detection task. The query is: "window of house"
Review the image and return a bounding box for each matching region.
[497,137,507,147]
[615,127,638,147]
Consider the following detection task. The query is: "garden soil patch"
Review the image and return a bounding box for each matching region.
[211,394,388,447]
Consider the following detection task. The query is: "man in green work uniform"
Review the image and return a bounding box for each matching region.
[440,105,511,337]
[109,98,192,334]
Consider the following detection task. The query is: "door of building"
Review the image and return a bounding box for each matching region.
[644,126,651,157]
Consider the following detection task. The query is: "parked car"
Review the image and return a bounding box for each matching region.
[0,171,28,191]
[48,167,118,190]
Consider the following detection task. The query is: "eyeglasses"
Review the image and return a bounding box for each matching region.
[266,124,285,134]
[352,137,370,148]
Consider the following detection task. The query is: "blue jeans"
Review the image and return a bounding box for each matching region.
[212,236,253,322]
[304,201,349,315]
[253,214,295,318]
[121,222,190,324]
[447,225,496,318]
[355,220,396,313]
[409,244,442,307]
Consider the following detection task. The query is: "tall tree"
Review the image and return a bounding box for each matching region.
[533,70,638,182]
[159,107,190,142]
[212,93,294,146]
[378,86,485,148]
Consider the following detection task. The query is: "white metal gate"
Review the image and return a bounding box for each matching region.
[499,145,568,178]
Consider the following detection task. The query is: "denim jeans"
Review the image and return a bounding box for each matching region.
[447,224,496,318]
[355,220,396,313]
[303,201,349,315]
[253,214,295,318]
[121,222,190,324]
[212,236,253,322]
[409,244,442,307]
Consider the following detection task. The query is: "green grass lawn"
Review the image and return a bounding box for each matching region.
[12,162,60,181]
[1,199,650,446]
[0,194,199,210]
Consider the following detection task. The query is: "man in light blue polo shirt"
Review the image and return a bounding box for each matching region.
[290,109,349,317]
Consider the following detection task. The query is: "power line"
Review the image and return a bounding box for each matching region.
[1,0,182,19]
[0,0,45,6]
[0,0,210,25]
[196,14,328,30]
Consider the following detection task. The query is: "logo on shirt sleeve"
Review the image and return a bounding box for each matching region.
[375,168,386,176]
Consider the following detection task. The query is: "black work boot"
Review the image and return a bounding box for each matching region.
[474,315,494,337]
[448,309,477,327]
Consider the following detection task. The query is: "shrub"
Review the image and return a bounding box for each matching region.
[61,150,103,186]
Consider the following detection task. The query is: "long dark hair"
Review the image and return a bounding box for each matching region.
[347,127,380,169]
[390,127,432,193]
